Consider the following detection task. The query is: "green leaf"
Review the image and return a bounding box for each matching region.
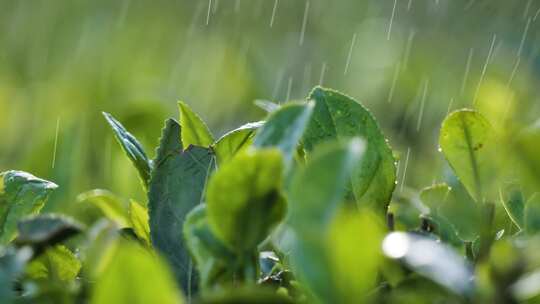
[326,210,384,303]
[199,287,294,304]
[0,246,32,303]
[382,232,474,296]
[15,214,83,247]
[27,245,81,282]
[0,171,58,244]
[212,121,263,165]
[179,101,214,148]
[439,109,492,202]
[524,193,540,235]
[149,119,215,293]
[253,103,314,166]
[287,139,364,302]
[206,149,286,253]
[499,184,525,230]
[77,189,129,227]
[129,201,150,246]
[288,139,365,233]
[103,112,152,190]
[303,86,396,212]
[184,205,233,290]
[419,184,460,243]
[91,241,185,304]
[254,99,280,113]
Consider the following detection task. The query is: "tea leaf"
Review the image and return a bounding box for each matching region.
[27,245,81,282]
[253,103,314,166]
[16,214,83,247]
[212,121,263,165]
[103,112,152,190]
[149,119,215,293]
[129,201,150,246]
[206,149,286,253]
[439,109,492,202]
[303,87,396,212]
[179,101,214,148]
[77,189,129,227]
[0,171,58,244]
[91,241,184,304]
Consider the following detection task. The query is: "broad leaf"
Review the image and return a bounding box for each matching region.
[149,119,214,293]
[0,171,58,244]
[439,109,492,202]
[287,139,365,302]
[77,189,129,227]
[129,201,150,246]
[206,149,286,253]
[199,287,294,304]
[382,232,474,296]
[103,112,152,189]
[15,214,83,248]
[419,184,460,243]
[179,101,214,148]
[91,241,184,304]
[253,103,314,166]
[212,121,263,165]
[303,86,396,212]
[499,184,525,230]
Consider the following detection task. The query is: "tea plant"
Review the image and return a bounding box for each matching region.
[1,86,540,303]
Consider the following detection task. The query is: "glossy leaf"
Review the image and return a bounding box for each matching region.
[77,189,129,227]
[15,214,83,247]
[302,86,396,212]
[148,119,214,293]
[253,103,314,166]
[179,101,214,148]
[91,241,184,304]
[206,149,286,252]
[439,109,492,202]
[103,112,152,189]
[382,232,474,296]
[212,121,263,165]
[499,184,525,230]
[129,201,150,246]
[0,171,58,244]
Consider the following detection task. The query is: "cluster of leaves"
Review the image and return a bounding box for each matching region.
[2,86,540,303]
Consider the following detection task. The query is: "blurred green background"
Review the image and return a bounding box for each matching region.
[1,0,539,211]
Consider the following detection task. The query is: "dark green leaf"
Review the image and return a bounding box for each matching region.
[524,193,540,235]
[206,149,285,253]
[303,86,396,212]
[15,214,83,248]
[212,121,263,165]
[179,101,214,148]
[103,112,152,190]
[0,171,58,244]
[149,119,215,293]
[0,246,33,303]
[253,102,314,166]
[439,109,492,202]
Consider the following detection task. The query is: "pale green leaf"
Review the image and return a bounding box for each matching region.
[206,149,286,253]
[439,109,492,202]
[27,245,81,282]
[91,241,184,304]
[77,189,129,227]
[179,101,214,148]
[129,201,150,246]
[212,121,263,165]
